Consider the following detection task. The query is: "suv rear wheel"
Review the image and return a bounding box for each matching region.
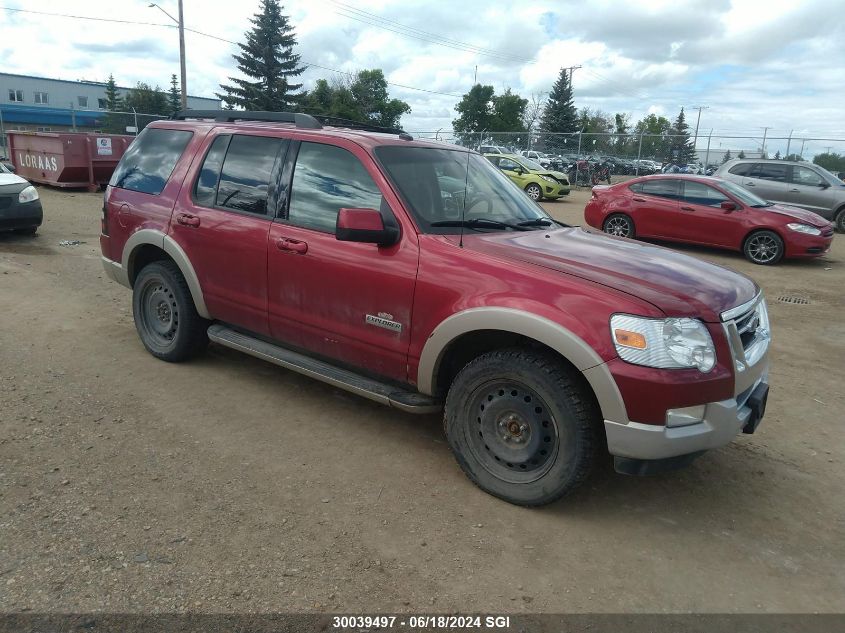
[132,261,209,362]
[444,348,598,506]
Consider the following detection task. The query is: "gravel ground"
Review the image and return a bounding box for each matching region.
[0,186,843,614]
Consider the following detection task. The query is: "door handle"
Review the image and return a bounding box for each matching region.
[680,206,694,211]
[632,197,645,202]
[788,188,800,192]
[743,181,755,186]
[176,213,200,227]
[276,237,308,254]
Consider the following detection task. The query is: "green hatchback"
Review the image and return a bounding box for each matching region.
[484,153,570,201]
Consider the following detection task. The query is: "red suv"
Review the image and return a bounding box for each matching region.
[585,174,834,264]
[100,112,771,506]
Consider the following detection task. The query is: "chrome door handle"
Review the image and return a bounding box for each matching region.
[743,182,755,186]
[788,188,800,192]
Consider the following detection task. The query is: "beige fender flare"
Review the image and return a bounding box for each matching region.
[121,228,211,319]
[416,307,628,423]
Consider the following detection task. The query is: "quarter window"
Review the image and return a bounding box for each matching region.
[750,163,787,182]
[109,127,193,195]
[681,181,729,207]
[193,135,231,208]
[728,163,752,176]
[216,135,284,215]
[288,142,384,233]
[791,166,824,187]
[8,89,23,102]
[640,179,680,199]
[34,91,48,104]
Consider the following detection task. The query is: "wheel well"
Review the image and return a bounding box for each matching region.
[433,329,597,406]
[128,244,174,286]
[742,227,783,249]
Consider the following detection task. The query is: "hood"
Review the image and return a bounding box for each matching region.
[766,204,831,227]
[463,227,758,322]
[0,172,28,187]
[547,170,569,181]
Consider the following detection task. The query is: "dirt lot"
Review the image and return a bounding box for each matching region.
[1,186,843,615]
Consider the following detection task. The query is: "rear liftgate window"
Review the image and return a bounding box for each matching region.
[109,128,193,195]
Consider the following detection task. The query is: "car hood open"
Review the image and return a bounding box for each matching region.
[463,226,758,322]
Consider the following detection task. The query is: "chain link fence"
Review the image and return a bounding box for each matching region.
[410,130,845,177]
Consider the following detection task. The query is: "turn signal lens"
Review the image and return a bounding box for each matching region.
[614,329,647,349]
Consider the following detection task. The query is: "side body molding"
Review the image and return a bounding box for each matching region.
[416,307,628,423]
[120,228,211,319]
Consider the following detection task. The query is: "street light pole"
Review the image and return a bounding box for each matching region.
[150,2,187,110]
[690,105,709,156]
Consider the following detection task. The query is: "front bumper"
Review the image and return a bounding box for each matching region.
[783,229,834,258]
[604,373,768,460]
[0,199,43,230]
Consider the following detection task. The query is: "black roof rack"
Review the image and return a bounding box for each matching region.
[170,110,411,138]
[171,110,322,129]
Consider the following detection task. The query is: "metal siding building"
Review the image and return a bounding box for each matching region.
[1,71,219,133]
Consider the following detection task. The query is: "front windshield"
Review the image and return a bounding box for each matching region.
[518,157,544,171]
[720,180,770,207]
[375,146,553,234]
[812,164,845,186]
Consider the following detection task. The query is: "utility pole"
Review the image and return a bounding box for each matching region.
[690,105,709,156]
[761,126,770,157]
[473,65,477,85]
[785,130,793,158]
[150,2,187,110]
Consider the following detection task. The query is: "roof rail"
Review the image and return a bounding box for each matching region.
[307,114,405,136]
[170,110,322,129]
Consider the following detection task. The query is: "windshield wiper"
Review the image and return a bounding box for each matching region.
[517,218,555,227]
[430,218,531,231]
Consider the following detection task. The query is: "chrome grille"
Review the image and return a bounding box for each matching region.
[721,293,770,372]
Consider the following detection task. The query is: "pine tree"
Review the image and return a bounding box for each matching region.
[539,68,578,151]
[168,74,182,115]
[774,150,782,160]
[737,150,746,159]
[104,74,123,111]
[721,149,733,164]
[668,107,696,164]
[217,0,305,110]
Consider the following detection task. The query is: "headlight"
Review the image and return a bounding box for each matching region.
[540,174,556,183]
[610,314,716,373]
[18,185,39,203]
[786,222,820,235]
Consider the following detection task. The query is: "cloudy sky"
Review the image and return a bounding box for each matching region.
[3,0,845,156]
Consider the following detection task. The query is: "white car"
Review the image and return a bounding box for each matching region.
[519,150,551,168]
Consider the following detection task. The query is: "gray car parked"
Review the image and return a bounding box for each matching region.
[716,159,845,231]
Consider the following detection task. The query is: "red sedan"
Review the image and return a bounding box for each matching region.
[584,174,834,264]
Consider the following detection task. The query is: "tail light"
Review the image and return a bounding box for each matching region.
[101,204,109,236]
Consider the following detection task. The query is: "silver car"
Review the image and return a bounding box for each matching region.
[716,159,845,231]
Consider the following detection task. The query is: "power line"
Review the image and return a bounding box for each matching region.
[0,5,462,99]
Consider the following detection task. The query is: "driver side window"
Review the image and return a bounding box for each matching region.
[498,158,520,171]
[791,166,823,187]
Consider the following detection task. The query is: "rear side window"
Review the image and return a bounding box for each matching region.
[288,142,384,233]
[628,182,643,193]
[790,166,824,186]
[728,163,752,176]
[640,179,680,199]
[216,134,284,215]
[193,135,230,207]
[109,127,192,195]
[750,163,787,182]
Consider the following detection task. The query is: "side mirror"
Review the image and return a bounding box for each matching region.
[336,208,399,246]
[819,182,830,189]
[720,200,738,211]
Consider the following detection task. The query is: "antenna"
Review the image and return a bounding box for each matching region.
[460,147,471,248]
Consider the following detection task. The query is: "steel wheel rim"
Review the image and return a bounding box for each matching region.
[138,277,179,347]
[605,216,630,237]
[747,234,779,263]
[526,185,541,200]
[465,380,560,484]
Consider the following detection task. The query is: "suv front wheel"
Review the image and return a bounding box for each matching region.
[444,348,598,506]
[132,260,209,362]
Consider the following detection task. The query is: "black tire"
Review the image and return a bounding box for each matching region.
[524,183,542,201]
[14,226,37,235]
[444,348,599,506]
[602,213,635,238]
[835,207,845,233]
[132,260,209,362]
[743,230,784,265]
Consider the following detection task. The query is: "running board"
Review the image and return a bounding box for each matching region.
[207,324,441,414]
